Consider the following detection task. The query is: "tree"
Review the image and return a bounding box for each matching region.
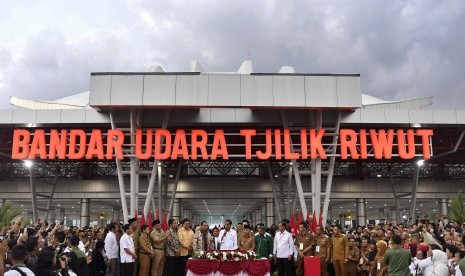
[0,201,22,228]
[450,191,465,225]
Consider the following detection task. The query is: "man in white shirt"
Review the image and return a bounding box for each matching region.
[219,219,238,250]
[105,222,119,276]
[4,244,35,276]
[120,223,137,276]
[409,247,433,276]
[273,222,295,276]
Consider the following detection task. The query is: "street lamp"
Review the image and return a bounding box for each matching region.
[24,160,33,168]
[417,160,425,167]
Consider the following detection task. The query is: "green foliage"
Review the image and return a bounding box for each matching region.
[450,191,465,225]
[428,212,442,221]
[0,201,22,228]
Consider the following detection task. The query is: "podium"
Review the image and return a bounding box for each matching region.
[304,256,321,276]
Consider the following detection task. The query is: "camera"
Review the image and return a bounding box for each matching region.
[86,250,92,258]
[57,254,69,270]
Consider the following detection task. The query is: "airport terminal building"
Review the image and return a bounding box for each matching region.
[1,61,465,228]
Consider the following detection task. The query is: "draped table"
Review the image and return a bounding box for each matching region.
[185,258,271,276]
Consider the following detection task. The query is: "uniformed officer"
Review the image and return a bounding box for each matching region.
[330,225,349,276]
[294,222,314,276]
[238,224,255,251]
[346,237,360,276]
[359,237,371,274]
[150,219,168,276]
[130,217,139,276]
[236,222,245,240]
[314,225,330,276]
[138,224,154,276]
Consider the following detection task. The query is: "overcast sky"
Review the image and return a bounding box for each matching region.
[0,0,464,108]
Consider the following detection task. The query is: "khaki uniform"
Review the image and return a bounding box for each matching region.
[236,225,244,240]
[360,247,370,258]
[295,231,314,276]
[314,234,330,276]
[359,247,371,275]
[330,234,349,276]
[138,234,153,276]
[150,229,166,276]
[347,246,360,276]
[238,233,255,251]
[132,231,140,276]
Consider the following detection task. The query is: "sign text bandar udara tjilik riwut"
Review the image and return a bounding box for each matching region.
[11,128,433,160]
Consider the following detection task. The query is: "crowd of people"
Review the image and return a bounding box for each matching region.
[1,215,465,276]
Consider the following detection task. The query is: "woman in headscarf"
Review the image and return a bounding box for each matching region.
[370,240,388,276]
[428,249,449,276]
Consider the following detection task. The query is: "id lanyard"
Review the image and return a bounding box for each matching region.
[277,232,286,249]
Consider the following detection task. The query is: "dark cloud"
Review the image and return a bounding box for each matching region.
[0,0,464,108]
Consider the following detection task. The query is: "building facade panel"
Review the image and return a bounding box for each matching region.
[0,110,13,124]
[36,110,62,124]
[143,75,176,106]
[208,74,241,106]
[272,75,305,107]
[89,75,111,106]
[409,110,434,124]
[60,110,86,124]
[240,75,273,107]
[110,75,143,105]
[360,109,386,124]
[305,76,338,107]
[384,109,410,124]
[433,109,457,124]
[175,75,209,106]
[11,109,37,124]
[336,76,362,108]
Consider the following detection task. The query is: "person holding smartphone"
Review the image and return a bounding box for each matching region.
[68,235,90,276]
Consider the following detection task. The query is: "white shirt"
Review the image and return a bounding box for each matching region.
[273,230,294,258]
[5,266,35,276]
[455,264,463,276]
[105,231,118,259]
[219,229,237,250]
[410,257,433,276]
[213,237,221,250]
[120,233,135,263]
[78,240,86,253]
[255,232,271,238]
